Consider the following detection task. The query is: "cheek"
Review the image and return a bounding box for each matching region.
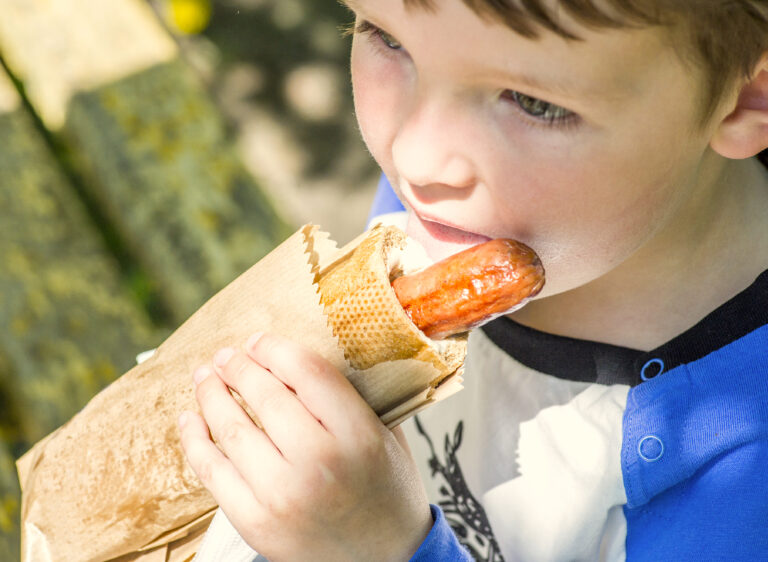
[488,135,697,292]
[350,43,403,170]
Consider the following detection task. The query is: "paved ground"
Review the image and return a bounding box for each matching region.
[167,0,381,245]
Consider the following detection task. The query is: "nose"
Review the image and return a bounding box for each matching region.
[391,96,477,190]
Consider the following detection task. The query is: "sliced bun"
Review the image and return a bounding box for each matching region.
[317,224,467,379]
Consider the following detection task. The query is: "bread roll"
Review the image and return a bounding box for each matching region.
[318,224,467,389]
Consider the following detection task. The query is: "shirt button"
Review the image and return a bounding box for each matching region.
[640,358,665,381]
[638,435,664,462]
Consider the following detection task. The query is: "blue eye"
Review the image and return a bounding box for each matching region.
[377,29,402,50]
[355,20,402,51]
[507,91,574,125]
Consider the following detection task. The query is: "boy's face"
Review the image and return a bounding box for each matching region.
[349,0,724,298]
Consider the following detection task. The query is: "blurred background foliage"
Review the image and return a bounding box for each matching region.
[0,0,377,558]
[160,0,378,243]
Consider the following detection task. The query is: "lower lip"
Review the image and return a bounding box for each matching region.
[406,213,491,262]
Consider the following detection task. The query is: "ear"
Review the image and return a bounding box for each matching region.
[710,55,768,159]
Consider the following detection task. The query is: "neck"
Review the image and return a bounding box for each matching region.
[512,153,768,351]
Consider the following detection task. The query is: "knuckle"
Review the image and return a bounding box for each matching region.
[194,457,216,486]
[263,487,293,519]
[301,353,332,380]
[251,334,340,388]
[252,386,285,414]
[251,332,278,360]
[313,440,344,468]
[305,444,347,486]
[217,419,249,448]
[222,353,250,386]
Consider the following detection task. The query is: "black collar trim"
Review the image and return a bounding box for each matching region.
[480,269,768,387]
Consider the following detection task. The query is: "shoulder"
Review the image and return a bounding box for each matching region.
[623,325,768,557]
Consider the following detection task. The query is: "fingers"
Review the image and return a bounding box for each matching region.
[212,347,331,462]
[178,409,263,524]
[192,364,288,488]
[185,332,384,495]
[243,333,381,436]
[179,333,420,560]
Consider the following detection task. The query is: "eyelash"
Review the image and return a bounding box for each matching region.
[352,19,579,130]
[504,91,578,129]
[354,20,401,51]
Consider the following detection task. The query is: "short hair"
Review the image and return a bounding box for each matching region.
[404,0,768,126]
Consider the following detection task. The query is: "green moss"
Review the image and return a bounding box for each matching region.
[0,444,20,561]
[0,108,160,448]
[64,59,294,322]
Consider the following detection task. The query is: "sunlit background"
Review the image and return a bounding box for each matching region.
[0,0,378,557]
[157,0,378,243]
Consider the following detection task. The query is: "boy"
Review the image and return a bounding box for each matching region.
[179,0,768,559]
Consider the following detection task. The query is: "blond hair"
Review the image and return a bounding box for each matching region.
[404,0,768,124]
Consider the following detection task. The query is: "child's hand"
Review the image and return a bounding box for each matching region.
[179,332,432,561]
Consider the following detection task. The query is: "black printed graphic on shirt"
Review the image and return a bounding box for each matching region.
[413,416,504,562]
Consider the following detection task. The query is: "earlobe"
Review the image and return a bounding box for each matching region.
[710,56,768,159]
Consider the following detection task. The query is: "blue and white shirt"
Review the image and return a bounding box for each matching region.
[369,175,768,561]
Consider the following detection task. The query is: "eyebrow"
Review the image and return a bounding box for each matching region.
[489,69,599,102]
[501,60,636,103]
[337,0,360,11]
[337,0,627,104]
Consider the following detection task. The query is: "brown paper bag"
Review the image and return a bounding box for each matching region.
[16,224,465,562]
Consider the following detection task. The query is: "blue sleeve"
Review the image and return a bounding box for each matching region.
[366,173,405,226]
[410,505,473,561]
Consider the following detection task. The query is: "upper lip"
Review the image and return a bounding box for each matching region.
[411,208,490,238]
[398,181,491,238]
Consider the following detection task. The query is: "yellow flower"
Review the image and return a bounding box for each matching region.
[166,0,212,35]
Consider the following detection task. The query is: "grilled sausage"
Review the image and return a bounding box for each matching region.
[391,239,545,339]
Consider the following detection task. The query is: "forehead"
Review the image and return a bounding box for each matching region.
[347,0,681,107]
[356,0,662,37]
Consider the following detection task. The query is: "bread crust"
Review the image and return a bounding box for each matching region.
[317,224,467,377]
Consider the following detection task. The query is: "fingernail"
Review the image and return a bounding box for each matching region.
[178,411,189,428]
[245,332,264,353]
[213,347,236,369]
[193,364,212,385]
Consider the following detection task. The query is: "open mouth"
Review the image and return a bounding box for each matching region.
[406,211,491,262]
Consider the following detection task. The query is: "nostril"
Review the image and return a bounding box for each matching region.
[438,157,477,189]
[396,156,477,195]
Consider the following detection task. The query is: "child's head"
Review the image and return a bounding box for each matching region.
[345,0,768,297]
[399,1,768,127]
